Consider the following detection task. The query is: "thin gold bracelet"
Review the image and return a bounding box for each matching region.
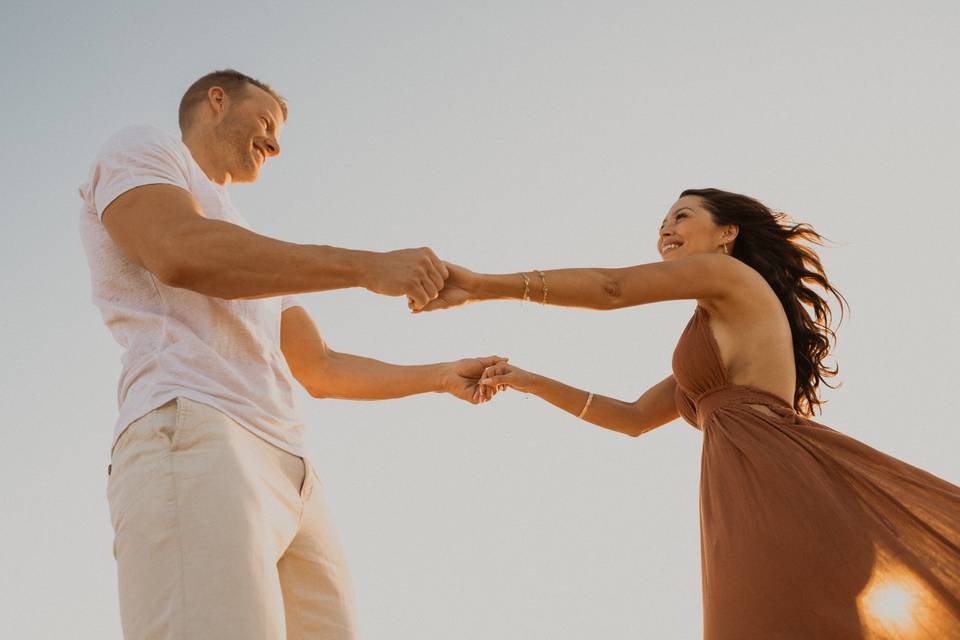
[521,273,530,301]
[578,392,595,419]
[535,269,549,305]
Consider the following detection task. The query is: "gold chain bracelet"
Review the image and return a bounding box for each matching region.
[521,273,530,301]
[535,269,549,305]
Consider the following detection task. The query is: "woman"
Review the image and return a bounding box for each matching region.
[419,188,960,639]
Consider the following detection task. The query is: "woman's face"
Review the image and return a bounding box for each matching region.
[658,196,736,261]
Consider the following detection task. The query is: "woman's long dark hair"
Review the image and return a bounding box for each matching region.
[680,188,847,416]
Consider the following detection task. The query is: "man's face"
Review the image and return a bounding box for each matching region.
[215,85,284,183]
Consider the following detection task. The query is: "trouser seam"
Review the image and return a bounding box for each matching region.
[171,398,188,639]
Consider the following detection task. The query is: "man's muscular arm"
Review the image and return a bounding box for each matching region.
[280,305,503,403]
[102,183,448,307]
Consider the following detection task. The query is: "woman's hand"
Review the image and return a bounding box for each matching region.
[411,263,480,313]
[478,361,539,398]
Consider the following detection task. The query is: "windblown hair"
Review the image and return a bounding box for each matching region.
[680,188,847,416]
[178,69,288,131]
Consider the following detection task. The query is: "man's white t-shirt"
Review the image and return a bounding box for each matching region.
[79,125,305,456]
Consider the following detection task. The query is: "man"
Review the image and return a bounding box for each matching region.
[79,69,500,639]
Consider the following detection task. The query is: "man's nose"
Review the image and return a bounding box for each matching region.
[263,137,280,157]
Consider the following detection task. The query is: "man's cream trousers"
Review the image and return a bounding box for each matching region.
[107,398,357,639]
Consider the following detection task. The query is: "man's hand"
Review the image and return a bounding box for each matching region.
[441,355,509,404]
[411,263,479,313]
[364,248,449,310]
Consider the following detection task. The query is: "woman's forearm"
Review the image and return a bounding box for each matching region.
[473,269,625,310]
[463,254,750,311]
[526,374,649,437]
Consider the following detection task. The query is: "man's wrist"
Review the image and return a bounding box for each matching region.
[431,361,455,394]
[307,245,378,290]
[347,248,380,290]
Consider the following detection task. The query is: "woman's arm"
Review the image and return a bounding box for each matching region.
[416,254,754,312]
[480,363,679,437]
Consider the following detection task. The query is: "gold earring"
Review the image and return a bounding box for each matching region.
[722,243,728,254]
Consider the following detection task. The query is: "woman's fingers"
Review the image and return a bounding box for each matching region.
[482,363,511,379]
[478,355,507,368]
[476,362,516,400]
[480,374,509,388]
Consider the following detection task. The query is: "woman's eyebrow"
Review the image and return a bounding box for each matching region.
[661,207,695,226]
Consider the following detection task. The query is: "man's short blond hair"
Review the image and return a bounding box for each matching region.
[178,69,288,131]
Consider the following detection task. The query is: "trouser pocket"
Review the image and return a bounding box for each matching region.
[107,402,176,515]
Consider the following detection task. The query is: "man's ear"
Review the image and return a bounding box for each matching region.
[206,86,228,120]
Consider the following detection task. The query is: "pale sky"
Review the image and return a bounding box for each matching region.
[2,1,959,638]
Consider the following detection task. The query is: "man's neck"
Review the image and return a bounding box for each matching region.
[181,129,230,186]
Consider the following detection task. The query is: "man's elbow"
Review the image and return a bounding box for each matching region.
[295,372,330,399]
[293,353,336,399]
[305,384,329,399]
[153,259,192,289]
[151,255,239,298]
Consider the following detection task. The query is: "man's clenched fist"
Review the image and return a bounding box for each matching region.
[364,247,449,309]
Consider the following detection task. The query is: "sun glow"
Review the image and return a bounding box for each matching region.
[863,581,916,630]
[857,560,933,638]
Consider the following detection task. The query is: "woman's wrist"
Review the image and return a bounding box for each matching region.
[473,273,529,301]
[518,371,544,394]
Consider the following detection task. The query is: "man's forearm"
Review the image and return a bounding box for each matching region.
[303,351,450,400]
[158,217,374,299]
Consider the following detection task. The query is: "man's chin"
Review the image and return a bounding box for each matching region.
[231,166,260,184]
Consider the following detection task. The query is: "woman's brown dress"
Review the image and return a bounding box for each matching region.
[671,306,960,639]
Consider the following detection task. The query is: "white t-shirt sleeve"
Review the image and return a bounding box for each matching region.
[281,296,303,312]
[89,126,192,220]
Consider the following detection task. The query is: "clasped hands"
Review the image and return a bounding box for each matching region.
[445,356,535,405]
[377,251,532,405]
